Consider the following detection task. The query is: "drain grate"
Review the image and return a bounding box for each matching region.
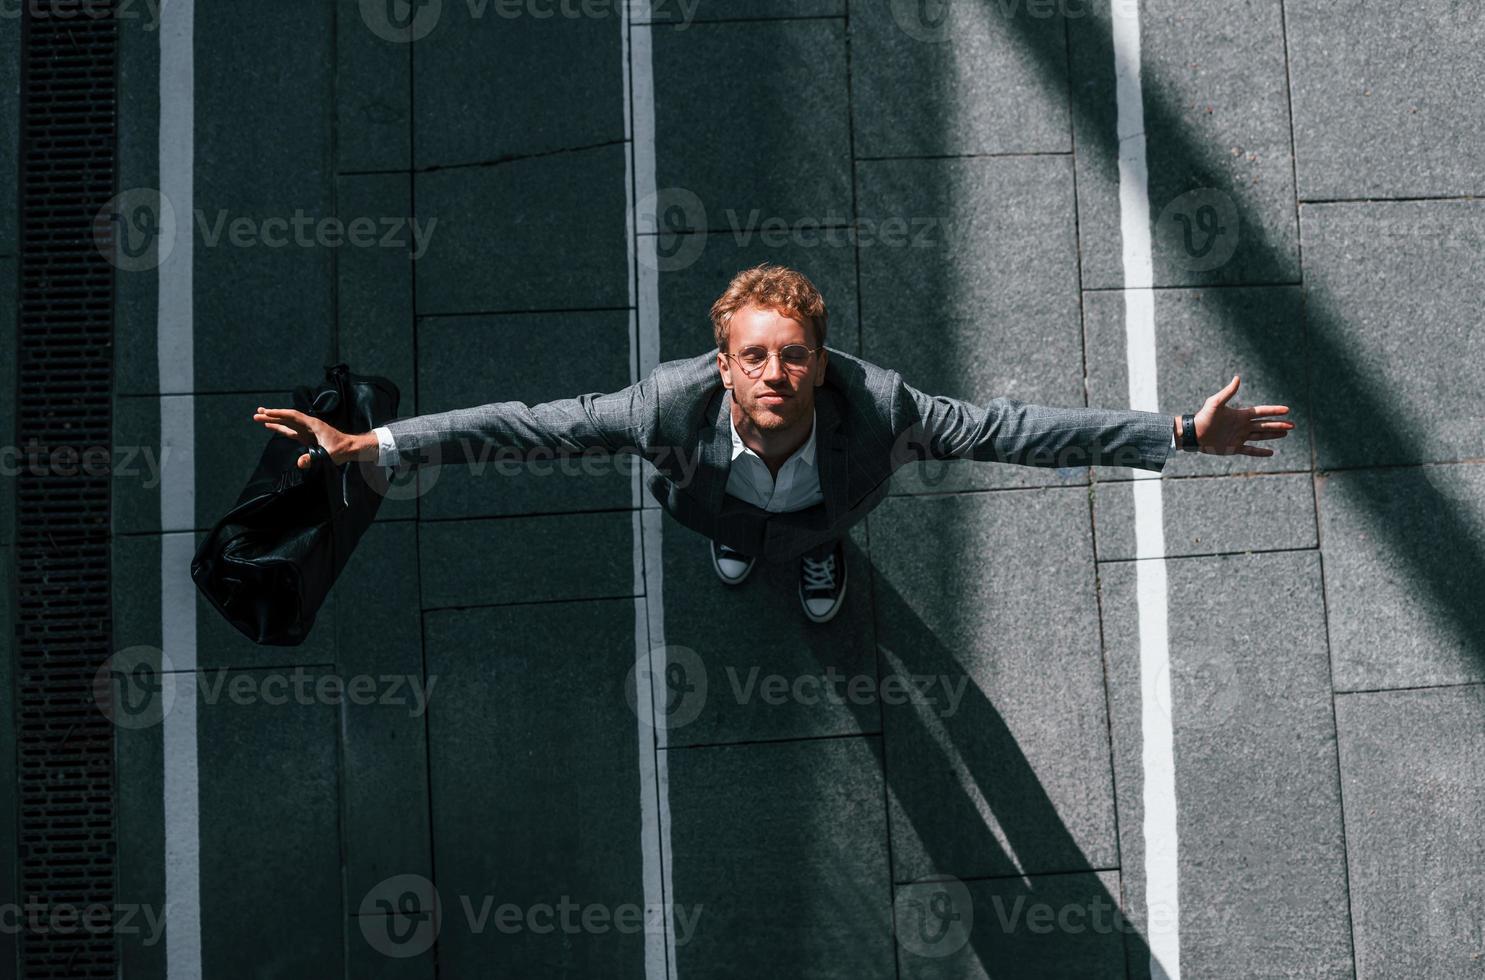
[13,0,119,977]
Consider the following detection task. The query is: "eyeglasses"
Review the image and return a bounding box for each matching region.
[723,344,823,378]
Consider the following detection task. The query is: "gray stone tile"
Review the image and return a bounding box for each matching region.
[895,870,1127,978]
[656,512,877,745]
[0,257,13,547]
[414,144,628,314]
[1099,551,1353,979]
[336,0,410,172]
[1286,0,1485,200]
[1068,0,1300,288]
[1301,201,1485,469]
[335,521,433,909]
[666,736,896,977]
[656,230,860,359]
[1093,472,1317,560]
[423,599,650,975]
[197,668,343,977]
[643,0,843,23]
[653,19,851,232]
[1316,464,1485,692]
[1082,286,1311,478]
[857,155,1088,494]
[1335,685,1485,979]
[868,489,1119,881]
[418,511,636,608]
[193,0,336,394]
[0,13,16,255]
[848,0,1071,158]
[412,311,634,521]
[412,0,624,169]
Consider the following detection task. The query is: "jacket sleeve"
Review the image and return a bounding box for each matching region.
[375,371,661,468]
[888,372,1175,473]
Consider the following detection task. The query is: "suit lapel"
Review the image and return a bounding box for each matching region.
[697,386,734,518]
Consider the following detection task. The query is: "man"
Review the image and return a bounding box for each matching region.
[253,264,1294,624]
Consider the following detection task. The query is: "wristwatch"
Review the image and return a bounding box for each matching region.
[1180,413,1200,451]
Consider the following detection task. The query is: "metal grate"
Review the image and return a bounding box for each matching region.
[14,1,119,977]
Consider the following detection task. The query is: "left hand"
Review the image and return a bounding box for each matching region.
[1189,375,1294,457]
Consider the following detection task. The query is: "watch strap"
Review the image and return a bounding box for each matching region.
[1180,413,1199,450]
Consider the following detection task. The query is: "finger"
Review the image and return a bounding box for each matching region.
[1249,421,1295,432]
[260,422,300,439]
[1246,430,1289,440]
[1250,405,1289,417]
[1213,374,1240,407]
[1238,444,1275,457]
[297,452,311,469]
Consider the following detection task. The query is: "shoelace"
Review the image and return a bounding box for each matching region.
[801,554,836,590]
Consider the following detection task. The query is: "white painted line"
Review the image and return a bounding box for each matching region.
[1112,3,1181,978]
[625,5,676,978]
[159,0,201,976]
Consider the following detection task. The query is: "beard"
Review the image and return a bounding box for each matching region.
[739,393,804,431]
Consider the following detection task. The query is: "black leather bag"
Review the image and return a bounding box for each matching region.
[191,363,401,646]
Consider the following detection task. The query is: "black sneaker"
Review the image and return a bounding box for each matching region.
[711,540,756,586]
[798,539,847,623]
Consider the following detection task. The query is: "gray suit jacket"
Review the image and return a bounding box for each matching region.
[380,347,1174,563]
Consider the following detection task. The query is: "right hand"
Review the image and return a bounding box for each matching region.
[252,406,366,469]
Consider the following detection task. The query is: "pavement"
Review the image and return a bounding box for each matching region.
[7,0,1477,977]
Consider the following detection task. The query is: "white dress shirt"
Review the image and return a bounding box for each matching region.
[724,408,823,513]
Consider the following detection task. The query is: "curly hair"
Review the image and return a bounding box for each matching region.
[709,263,828,353]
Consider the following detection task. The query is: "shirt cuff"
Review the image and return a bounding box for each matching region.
[372,425,398,468]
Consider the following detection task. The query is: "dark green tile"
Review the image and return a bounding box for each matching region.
[667,737,896,977]
[193,0,335,392]
[868,489,1118,881]
[198,667,343,977]
[858,155,1088,494]
[412,311,634,520]
[657,512,877,745]
[0,547,14,976]
[414,144,628,314]
[115,8,162,396]
[424,599,650,975]
[644,0,843,23]
[418,511,636,607]
[412,0,624,168]
[337,0,411,172]
[335,521,433,907]
[0,257,13,547]
[349,913,438,979]
[654,19,851,232]
[0,14,16,255]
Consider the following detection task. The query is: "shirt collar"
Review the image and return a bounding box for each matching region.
[729,401,817,467]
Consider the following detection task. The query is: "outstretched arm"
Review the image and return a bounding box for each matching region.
[889,372,1294,472]
[254,374,660,471]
